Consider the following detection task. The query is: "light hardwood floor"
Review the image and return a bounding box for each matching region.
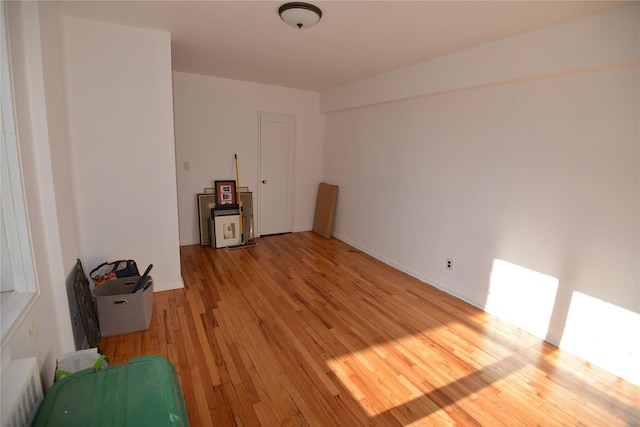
[101,232,639,426]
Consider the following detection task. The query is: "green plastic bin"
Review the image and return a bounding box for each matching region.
[32,356,189,426]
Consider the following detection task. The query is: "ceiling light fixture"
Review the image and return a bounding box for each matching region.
[278,2,322,29]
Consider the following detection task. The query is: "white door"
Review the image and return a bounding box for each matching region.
[258,112,295,236]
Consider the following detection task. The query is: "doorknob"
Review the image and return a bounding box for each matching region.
[262,180,267,184]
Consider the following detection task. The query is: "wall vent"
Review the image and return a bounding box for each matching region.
[1,357,43,427]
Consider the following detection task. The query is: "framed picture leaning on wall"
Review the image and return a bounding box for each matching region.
[215,180,237,209]
[197,193,216,245]
[239,192,255,242]
[214,214,241,248]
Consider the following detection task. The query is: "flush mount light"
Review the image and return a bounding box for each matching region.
[278,2,322,29]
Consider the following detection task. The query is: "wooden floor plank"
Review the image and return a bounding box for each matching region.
[101,232,639,426]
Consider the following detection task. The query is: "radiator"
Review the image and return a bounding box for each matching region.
[0,357,43,427]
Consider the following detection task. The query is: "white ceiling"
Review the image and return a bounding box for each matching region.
[58,1,628,92]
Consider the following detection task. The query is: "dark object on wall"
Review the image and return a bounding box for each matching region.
[313,182,339,238]
[72,259,100,348]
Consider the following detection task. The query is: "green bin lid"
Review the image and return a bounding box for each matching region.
[33,356,189,427]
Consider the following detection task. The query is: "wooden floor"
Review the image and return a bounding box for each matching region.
[101,232,639,426]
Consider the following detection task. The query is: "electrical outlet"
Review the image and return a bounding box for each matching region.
[446,259,453,270]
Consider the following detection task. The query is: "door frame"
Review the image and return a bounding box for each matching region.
[257,111,296,237]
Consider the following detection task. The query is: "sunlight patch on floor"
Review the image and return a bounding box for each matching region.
[561,291,640,386]
[486,259,559,340]
[327,336,430,416]
[326,329,485,419]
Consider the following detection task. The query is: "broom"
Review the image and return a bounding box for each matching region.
[227,154,257,249]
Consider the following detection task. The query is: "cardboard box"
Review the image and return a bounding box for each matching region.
[92,276,153,337]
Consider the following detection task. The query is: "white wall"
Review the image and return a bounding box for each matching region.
[64,17,182,292]
[321,5,639,384]
[173,72,324,245]
[2,0,78,387]
[321,4,639,113]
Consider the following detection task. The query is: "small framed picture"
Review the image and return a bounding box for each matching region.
[214,214,241,248]
[215,180,237,208]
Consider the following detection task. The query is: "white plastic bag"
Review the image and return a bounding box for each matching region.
[55,348,108,381]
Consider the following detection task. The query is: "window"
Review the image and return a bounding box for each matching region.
[1,1,39,340]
